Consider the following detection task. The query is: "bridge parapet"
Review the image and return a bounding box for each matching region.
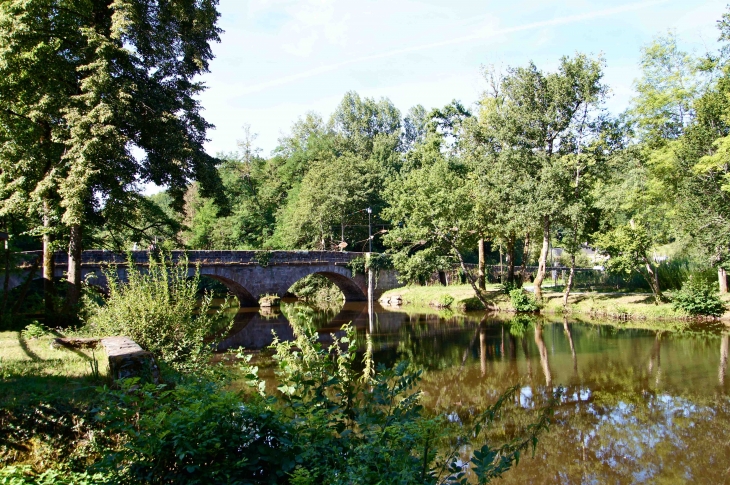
[16,250,368,267]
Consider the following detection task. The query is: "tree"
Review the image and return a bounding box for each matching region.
[594,223,664,303]
[383,154,488,305]
[474,55,607,301]
[275,153,374,250]
[0,0,224,312]
[630,32,706,146]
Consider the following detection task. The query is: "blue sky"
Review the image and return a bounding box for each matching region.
[196,0,727,157]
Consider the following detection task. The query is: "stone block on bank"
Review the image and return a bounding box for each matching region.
[101,336,159,383]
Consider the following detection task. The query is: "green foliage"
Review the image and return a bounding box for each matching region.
[0,0,225,258]
[254,250,272,267]
[269,317,558,484]
[557,252,592,268]
[507,315,536,337]
[671,277,727,317]
[288,274,344,303]
[437,294,455,307]
[82,316,559,484]
[594,224,664,302]
[501,281,522,294]
[509,289,540,313]
[20,321,47,340]
[346,256,366,277]
[0,466,109,485]
[86,254,235,373]
[93,378,292,484]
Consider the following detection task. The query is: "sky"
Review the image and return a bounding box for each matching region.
[194,0,728,159]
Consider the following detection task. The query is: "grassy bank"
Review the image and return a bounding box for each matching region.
[379,283,502,312]
[379,284,730,322]
[0,329,108,470]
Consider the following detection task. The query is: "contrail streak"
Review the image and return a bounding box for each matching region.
[238,0,669,95]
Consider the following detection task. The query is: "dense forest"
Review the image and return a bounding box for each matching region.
[4,5,730,314]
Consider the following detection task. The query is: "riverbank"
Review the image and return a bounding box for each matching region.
[0,329,108,472]
[379,284,730,322]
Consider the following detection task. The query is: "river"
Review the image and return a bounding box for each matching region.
[218,301,730,484]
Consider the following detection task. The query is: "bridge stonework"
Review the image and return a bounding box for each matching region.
[11,250,400,306]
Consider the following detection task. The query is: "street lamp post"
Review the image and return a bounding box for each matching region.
[366,207,372,253]
[365,207,374,333]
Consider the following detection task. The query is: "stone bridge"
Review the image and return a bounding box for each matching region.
[10,250,400,306]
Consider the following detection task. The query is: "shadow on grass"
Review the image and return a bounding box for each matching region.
[0,374,104,466]
[17,335,41,362]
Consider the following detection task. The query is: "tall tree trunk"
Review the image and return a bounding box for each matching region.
[439,232,489,309]
[499,244,503,283]
[521,232,530,284]
[719,267,728,294]
[533,216,550,302]
[43,200,55,318]
[477,238,486,290]
[643,258,663,304]
[562,253,576,307]
[437,270,447,286]
[66,224,82,307]
[506,234,515,284]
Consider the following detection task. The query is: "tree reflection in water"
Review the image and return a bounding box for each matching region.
[364,312,730,484]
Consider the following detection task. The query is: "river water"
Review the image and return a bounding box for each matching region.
[218,302,730,484]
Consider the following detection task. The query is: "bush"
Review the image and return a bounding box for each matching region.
[437,294,454,307]
[671,277,727,317]
[501,281,522,294]
[0,465,109,484]
[509,289,540,312]
[85,253,236,373]
[20,321,48,339]
[93,378,293,484]
[288,273,344,303]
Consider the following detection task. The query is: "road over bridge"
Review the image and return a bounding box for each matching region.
[11,250,400,306]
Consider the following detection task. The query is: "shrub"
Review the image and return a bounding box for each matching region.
[289,273,344,303]
[671,277,727,317]
[437,294,455,307]
[501,281,522,294]
[86,253,236,373]
[20,321,48,339]
[0,465,109,484]
[509,289,540,312]
[93,378,293,484]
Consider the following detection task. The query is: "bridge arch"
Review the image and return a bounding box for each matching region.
[308,270,366,302]
[195,272,258,306]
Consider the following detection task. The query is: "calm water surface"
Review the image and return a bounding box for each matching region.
[219,302,730,484]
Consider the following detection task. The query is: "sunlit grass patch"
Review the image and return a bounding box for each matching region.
[0,331,108,410]
[380,283,503,311]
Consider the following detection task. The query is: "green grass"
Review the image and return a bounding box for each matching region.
[0,330,110,468]
[380,284,502,312]
[0,330,108,410]
[380,284,730,321]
